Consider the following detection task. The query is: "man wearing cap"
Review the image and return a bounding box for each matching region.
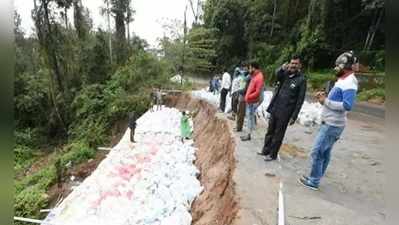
[299,51,359,190]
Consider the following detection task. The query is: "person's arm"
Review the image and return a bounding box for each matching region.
[275,66,287,83]
[324,89,357,111]
[290,79,307,123]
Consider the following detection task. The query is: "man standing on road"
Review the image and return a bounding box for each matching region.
[235,63,250,132]
[220,68,232,112]
[241,61,264,141]
[299,51,358,190]
[258,55,307,161]
[228,67,242,120]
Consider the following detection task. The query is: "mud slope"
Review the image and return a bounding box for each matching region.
[165,94,238,225]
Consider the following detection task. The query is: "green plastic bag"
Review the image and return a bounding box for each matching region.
[180,114,192,139]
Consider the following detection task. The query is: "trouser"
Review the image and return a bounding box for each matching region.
[219,88,228,112]
[236,98,246,131]
[246,103,259,135]
[231,92,239,115]
[261,114,290,159]
[307,123,344,186]
[130,127,136,142]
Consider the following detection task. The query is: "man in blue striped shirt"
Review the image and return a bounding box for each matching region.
[299,51,358,190]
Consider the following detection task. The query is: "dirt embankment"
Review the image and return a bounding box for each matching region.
[165,94,238,225]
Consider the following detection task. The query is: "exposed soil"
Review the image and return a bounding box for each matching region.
[46,120,126,209]
[280,144,307,159]
[46,150,108,209]
[165,93,238,225]
[367,97,385,105]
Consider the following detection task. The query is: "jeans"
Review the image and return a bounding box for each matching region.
[308,123,344,186]
[246,102,258,134]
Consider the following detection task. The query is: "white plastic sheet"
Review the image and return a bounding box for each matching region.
[42,107,203,225]
[170,75,185,84]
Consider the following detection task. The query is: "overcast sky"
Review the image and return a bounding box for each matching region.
[13,0,195,48]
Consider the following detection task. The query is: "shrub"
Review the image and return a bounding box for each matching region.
[59,141,96,166]
[358,87,385,102]
[307,71,335,90]
[14,185,48,219]
[14,145,34,173]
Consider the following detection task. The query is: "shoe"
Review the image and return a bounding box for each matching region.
[227,115,235,120]
[233,127,242,132]
[298,177,319,191]
[240,134,251,141]
[257,151,267,156]
[264,155,277,161]
[301,174,310,181]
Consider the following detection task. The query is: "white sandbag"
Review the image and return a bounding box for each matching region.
[43,107,202,225]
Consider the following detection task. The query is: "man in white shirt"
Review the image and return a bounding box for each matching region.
[220,68,232,112]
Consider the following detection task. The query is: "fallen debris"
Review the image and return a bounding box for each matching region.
[97,147,112,151]
[265,172,276,177]
[14,216,42,224]
[289,215,322,220]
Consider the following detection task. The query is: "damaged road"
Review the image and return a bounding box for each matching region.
[186,87,384,225]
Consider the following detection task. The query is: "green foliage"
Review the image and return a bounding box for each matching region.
[14,185,48,219]
[14,145,35,174]
[358,87,385,102]
[201,0,384,72]
[186,26,217,75]
[59,142,96,166]
[307,71,335,90]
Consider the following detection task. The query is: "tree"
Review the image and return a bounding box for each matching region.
[55,0,73,28]
[203,0,248,67]
[110,0,133,65]
[73,0,91,41]
[100,0,114,64]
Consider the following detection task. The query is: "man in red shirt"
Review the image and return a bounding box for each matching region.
[241,61,264,141]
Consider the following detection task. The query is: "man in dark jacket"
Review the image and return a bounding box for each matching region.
[258,55,307,161]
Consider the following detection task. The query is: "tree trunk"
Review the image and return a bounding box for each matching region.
[182,6,188,85]
[43,0,64,94]
[37,0,67,134]
[270,0,277,37]
[64,7,68,28]
[366,8,383,51]
[106,0,113,64]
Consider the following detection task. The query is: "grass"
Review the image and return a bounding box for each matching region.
[358,87,385,103]
[14,141,96,220]
[306,70,335,91]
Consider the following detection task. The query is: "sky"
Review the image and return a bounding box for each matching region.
[13,0,195,48]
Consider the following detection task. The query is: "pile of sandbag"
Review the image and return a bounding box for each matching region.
[191,89,322,126]
[297,102,323,126]
[43,107,202,225]
[170,74,184,84]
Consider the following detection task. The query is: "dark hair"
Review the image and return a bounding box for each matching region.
[291,55,302,62]
[249,61,260,69]
[182,111,186,115]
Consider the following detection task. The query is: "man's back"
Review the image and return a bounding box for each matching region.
[221,72,231,90]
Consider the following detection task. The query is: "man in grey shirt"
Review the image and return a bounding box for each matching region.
[299,51,358,190]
